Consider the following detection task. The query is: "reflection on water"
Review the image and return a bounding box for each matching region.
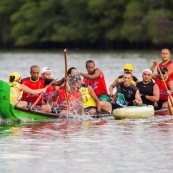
[1,117,173,173]
[0,51,173,173]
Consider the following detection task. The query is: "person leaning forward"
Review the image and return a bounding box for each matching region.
[109,64,138,98]
[80,60,110,102]
[111,72,142,110]
[19,65,65,112]
[136,69,159,108]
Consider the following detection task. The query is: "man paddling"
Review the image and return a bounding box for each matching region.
[153,67,173,110]
[111,72,142,109]
[80,60,110,102]
[20,65,64,112]
[150,48,173,78]
[136,69,159,108]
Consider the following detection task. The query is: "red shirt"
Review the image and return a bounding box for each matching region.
[159,60,173,79]
[20,77,45,106]
[83,68,108,96]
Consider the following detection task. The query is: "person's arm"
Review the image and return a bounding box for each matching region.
[109,78,118,97]
[168,80,173,95]
[88,86,101,112]
[47,90,59,105]
[150,59,159,72]
[20,84,46,94]
[167,64,173,77]
[80,69,101,80]
[143,84,159,102]
[111,93,117,104]
[134,90,142,106]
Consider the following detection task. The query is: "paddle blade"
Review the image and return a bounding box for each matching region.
[168,95,173,115]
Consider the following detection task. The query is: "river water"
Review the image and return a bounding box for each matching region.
[0,50,173,173]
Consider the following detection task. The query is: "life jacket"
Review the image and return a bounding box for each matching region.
[9,82,21,105]
[156,77,173,100]
[83,68,108,96]
[118,75,138,85]
[159,60,173,79]
[20,77,45,106]
[58,86,82,110]
[79,84,96,108]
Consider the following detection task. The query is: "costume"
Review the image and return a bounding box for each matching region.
[20,77,45,106]
[136,81,155,105]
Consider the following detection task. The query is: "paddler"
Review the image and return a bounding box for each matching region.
[80,60,110,102]
[109,64,138,98]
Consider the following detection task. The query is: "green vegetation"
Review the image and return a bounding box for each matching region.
[1,0,173,49]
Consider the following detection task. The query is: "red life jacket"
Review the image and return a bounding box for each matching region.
[156,77,173,100]
[83,68,108,96]
[58,86,82,110]
[20,77,45,106]
[159,60,173,79]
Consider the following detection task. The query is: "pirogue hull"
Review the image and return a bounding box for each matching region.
[0,80,110,122]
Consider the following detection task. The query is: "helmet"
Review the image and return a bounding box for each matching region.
[8,72,21,83]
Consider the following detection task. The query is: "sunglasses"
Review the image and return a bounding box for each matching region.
[158,71,166,75]
[124,69,131,71]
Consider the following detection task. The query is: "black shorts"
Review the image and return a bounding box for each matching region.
[51,106,62,114]
[111,103,121,110]
[26,102,41,111]
[155,99,167,110]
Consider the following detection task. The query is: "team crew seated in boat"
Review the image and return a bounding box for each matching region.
[20,65,65,112]
[68,67,112,115]
[40,67,59,105]
[152,66,173,110]
[136,69,159,108]
[8,72,46,108]
[80,60,110,102]
[47,72,83,115]
[111,72,142,110]
[150,48,173,79]
[109,64,138,98]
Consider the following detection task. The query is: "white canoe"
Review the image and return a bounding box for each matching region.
[113,105,154,119]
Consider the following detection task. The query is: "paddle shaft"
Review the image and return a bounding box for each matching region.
[64,49,70,111]
[157,66,173,114]
[29,77,59,110]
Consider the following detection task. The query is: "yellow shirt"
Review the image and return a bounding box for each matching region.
[79,85,96,108]
[9,82,21,105]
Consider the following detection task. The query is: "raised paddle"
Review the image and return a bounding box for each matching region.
[157,66,173,115]
[28,77,59,110]
[64,49,70,111]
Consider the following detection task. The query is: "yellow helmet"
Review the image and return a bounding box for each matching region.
[8,72,21,83]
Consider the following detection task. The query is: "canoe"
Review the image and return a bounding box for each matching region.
[154,109,170,116]
[113,105,155,119]
[0,80,111,122]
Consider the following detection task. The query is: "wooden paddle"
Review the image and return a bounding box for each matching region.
[64,49,70,111]
[157,66,173,115]
[29,77,59,110]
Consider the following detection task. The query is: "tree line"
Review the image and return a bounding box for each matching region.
[1,0,173,49]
